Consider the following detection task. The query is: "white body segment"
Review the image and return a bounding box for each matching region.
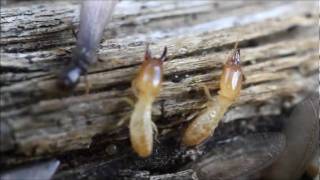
[129,97,153,157]
[183,96,232,146]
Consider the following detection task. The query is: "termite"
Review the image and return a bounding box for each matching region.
[182,43,244,146]
[129,45,167,157]
[57,0,117,91]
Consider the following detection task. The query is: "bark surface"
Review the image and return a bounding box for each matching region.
[0,1,318,179]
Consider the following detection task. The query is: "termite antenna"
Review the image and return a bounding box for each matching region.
[145,43,152,61]
[160,46,167,61]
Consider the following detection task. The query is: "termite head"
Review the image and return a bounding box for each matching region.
[57,64,82,91]
[132,45,167,98]
[219,46,244,101]
[57,48,93,91]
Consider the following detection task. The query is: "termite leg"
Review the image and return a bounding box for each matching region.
[152,121,159,143]
[117,113,130,127]
[200,84,214,100]
[186,111,201,122]
[116,97,135,126]
[71,28,78,39]
[122,97,135,107]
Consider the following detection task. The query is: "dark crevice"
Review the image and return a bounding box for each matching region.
[166,68,218,84]
[0,66,44,73]
[171,24,311,61]
[2,41,76,53]
[2,27,73,44]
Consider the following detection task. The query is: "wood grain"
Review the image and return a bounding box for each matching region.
[0,1,318,160]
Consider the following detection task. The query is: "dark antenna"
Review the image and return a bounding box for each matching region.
[160,46,168,61]
[144,43,152,60]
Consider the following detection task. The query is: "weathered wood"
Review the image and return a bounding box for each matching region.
[50,132,285,180]
[0,0,318,165]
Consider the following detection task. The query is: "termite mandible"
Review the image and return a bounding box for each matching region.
[182,42,244,146]
[129,45,167,157]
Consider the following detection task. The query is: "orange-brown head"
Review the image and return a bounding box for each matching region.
[219,46,244,101]
[132,45,167,99]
